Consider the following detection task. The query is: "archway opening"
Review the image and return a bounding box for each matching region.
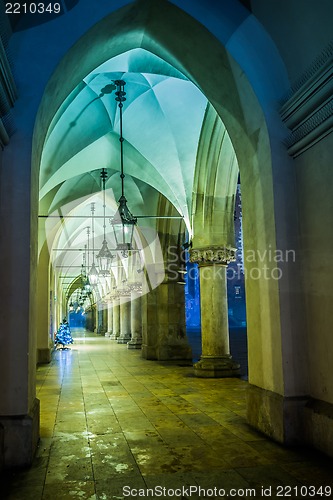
[33,0,285,429]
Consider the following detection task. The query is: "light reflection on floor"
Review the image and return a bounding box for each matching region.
[2,329,333,499]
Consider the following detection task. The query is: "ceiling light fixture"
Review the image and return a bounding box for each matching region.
[88,202,99,285]
[97,168,115,275]
[110,80,137,258]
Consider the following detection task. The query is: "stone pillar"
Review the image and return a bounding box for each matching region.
[105,299,113,337]
[141,289,157,359]
[89,303,97,332]
[190,246,240,378]
[0,128,40,467]
[141,280,192,361]
[127,287,142,349]
[156,281,192,361]
[96,300,106,335]
[36,242,52,363]
[110,297,120,340]
[118,295,131,344]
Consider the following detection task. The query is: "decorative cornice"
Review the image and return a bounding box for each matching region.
[0,36,16,107]
[282,41,333,102]
[280,41,333,158]
[189,246,236,265]
[0,35,17,147]
[0,117,8,147]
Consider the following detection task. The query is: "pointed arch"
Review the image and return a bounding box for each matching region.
[192,103,239,248]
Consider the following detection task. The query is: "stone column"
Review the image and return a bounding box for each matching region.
[36,242,52,363]
[105,299,113,337]
[141,280,192,361]
[141,290,157,359]
[110,297,120,340]
[97,303,106,334]
[0,126,40,467]
[190,246,240,377]
[127,286,142,349]
[118,294,131,344]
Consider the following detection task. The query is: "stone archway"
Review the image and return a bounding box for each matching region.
[31,0,305,444]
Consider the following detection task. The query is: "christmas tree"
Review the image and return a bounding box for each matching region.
[55,319,74,349]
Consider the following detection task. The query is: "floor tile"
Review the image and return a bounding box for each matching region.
[2,329,333,499]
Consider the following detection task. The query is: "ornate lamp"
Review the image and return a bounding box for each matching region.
[88,202,99,285]
[83,234,92,294]
[96,168,114,274]
[89,262,98,285]
[110,80,137,257]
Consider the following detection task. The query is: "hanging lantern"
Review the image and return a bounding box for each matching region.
[97,239,114,275]
[111,195,137,257]
[89,262,99,286]
[110,80,137,258]
[97,168,115,273]
[82,276,91,294]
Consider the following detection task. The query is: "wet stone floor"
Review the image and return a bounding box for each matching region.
[2,330,333,499]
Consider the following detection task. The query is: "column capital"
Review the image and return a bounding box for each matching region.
[189,246,236,266]
[128,282,142,293]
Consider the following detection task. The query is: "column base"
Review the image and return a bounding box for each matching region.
[247,384,308,445]
[0,398,40,468]
[303,398,333,457]
[37,347,51,364]
[157,342,192,362]
[117,335,131,344]
[194,355,240,378]
[127,339,142,349]
[109,333,119,340]
[141,344,157,360]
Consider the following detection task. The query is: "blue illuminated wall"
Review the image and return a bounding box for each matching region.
[185,182,246,331]
[227,183,247,328]
[185,260,201,329]
[185,182,247,371]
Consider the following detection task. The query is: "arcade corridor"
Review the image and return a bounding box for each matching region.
[2,331,333,499]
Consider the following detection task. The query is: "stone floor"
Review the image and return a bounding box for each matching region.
[2,330,333,499]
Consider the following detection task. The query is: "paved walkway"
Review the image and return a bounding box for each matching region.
[2,330,333,499]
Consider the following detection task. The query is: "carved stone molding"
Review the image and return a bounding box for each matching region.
[190,246,236,265]
[0,33,17,147]
[128,282,142,293]
[281,41,333,158]
[117,287,131,298]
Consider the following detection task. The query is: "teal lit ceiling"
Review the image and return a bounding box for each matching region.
[39,48,208,230]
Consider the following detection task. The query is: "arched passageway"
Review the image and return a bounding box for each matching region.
[33,0,304,447]
[1,0,333,471]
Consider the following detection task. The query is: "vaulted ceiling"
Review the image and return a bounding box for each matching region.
[39,48,208,231]
[39,47,210,297]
